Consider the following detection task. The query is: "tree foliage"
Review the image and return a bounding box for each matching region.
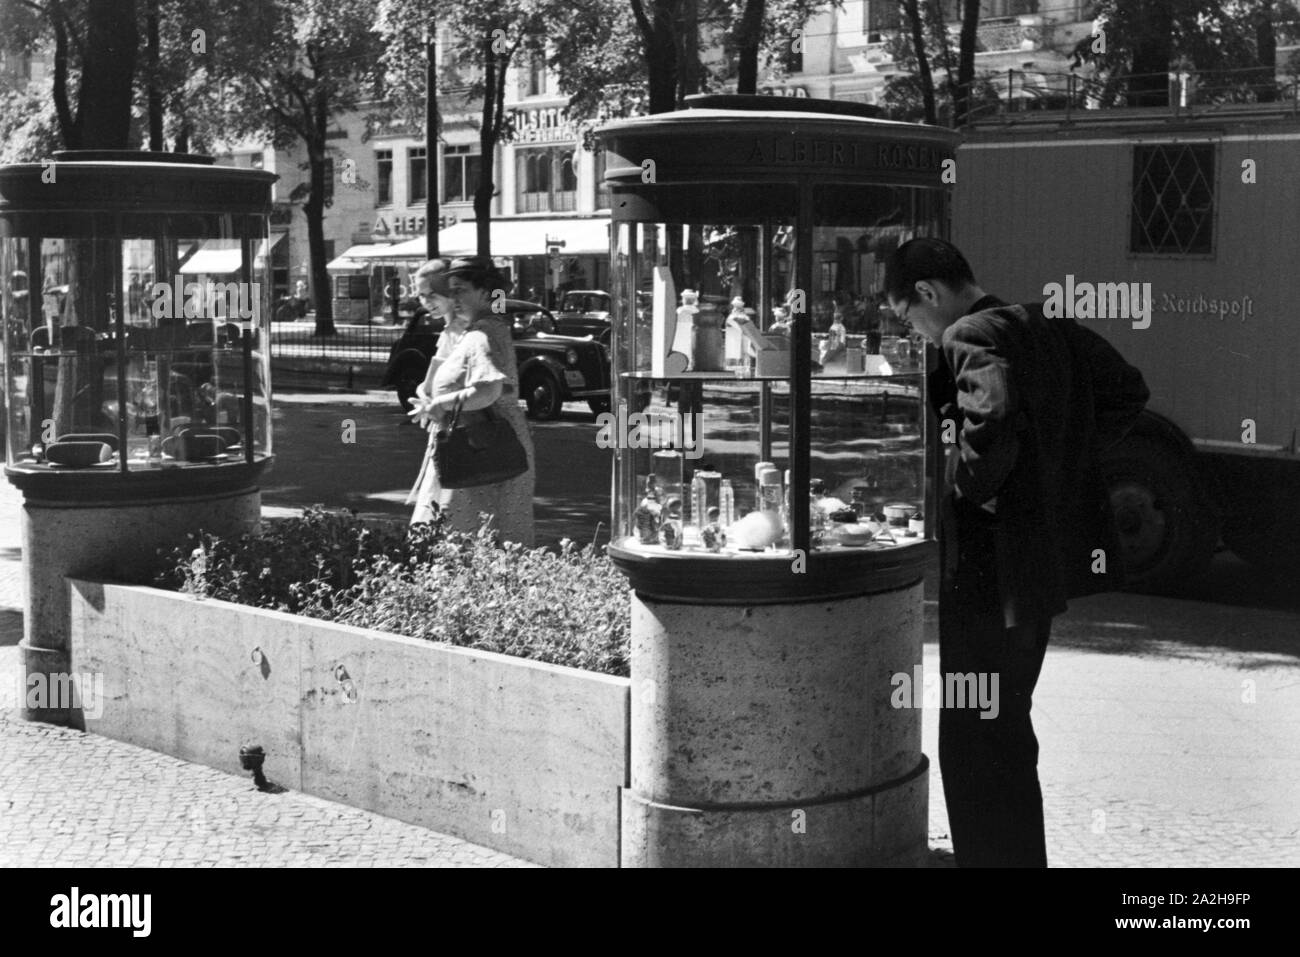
[1073,0,1300,106]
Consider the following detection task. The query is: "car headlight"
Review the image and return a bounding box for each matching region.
[566,348,579,366]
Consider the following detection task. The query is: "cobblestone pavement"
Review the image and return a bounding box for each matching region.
[2,475,1299,867]
[0,709,534,868]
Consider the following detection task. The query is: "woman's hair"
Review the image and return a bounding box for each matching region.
[446,255,509,294]
[414,258,451,297]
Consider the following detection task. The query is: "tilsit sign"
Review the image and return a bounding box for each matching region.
[510,106,577,145]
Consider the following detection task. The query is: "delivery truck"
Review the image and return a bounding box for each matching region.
[952,96,1300,590]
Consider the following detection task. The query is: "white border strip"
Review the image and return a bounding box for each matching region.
[962,132,1300,149]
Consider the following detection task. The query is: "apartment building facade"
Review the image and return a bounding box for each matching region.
[218,1,1101,316]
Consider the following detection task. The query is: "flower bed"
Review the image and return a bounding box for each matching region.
[154,506,631,677]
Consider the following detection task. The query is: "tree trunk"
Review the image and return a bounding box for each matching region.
[953,0,980,126]
[475,37,499,257]
[50,4,77,147]
[1254,1,1277,103]
[902,0,936,125]
[632,0,679,114]
[735,0,765,95]
[678,0,700,106]
[76,0,138,148]
[146,0,163,150]
[1129,0,1174,107]
[305,141,335,334]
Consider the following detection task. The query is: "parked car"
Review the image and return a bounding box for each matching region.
[553,289,611,343]
[381,299,610,420]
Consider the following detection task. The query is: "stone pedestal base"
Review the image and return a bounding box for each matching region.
[621,581,928,867]
[18,487,261,726]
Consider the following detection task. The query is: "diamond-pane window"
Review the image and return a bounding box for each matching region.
[1130,144,1215,255]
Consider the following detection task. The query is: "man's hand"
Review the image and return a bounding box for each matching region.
[955,486,998,515]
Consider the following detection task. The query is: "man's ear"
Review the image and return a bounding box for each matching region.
[914,279,941,305]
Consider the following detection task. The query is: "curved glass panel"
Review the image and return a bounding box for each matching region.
[609,185,945,558]
[1,214,271,471]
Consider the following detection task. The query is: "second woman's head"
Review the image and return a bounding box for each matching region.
[413,259,453,318]
[446,256,509,319]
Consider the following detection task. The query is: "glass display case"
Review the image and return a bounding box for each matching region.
[0,151,275,488]
[597,96,957,600]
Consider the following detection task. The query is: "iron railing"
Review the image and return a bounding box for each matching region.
[268,318,405,364]
[946,64,1300,127]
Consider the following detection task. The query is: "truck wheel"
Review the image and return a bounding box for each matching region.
[523,371,563,420]
[587,396,611,417]
[1219,468,1300,579]
[1100,435,1218,593]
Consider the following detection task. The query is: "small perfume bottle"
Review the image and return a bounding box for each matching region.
[652,447,685,516]
[634,477,662,544]
[659,496,684,550]
[809,477,826,546]
[850,485,868,520]
[719,479,736,528]
[700,506,726,553]
[145,415,162,466]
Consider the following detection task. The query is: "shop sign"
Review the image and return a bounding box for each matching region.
[373,214,434,237]
[509,106,576,144]
[758,85,808,97]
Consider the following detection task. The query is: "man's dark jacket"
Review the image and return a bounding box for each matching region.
[929,296,1150,628]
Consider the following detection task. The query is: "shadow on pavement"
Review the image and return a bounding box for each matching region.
[0,609,22,646]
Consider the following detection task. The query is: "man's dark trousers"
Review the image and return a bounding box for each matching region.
[938,506,1052,868]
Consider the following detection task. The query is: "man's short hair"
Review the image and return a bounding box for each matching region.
[884,238,977,303]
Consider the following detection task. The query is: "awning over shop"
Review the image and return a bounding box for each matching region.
[365,217,612,260]
[325,243,396,272]
[179,234,285,274]
[179,240,242,275]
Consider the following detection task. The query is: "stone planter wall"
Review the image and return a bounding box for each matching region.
[67,580,630,867]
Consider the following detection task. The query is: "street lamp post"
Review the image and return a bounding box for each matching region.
[546,237,565,308]
[427,28,440,260]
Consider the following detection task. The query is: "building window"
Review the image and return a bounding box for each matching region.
[517,147,577,213]
[866,1,902,40]
[1130,144,1215,255]
[409,147,428,204]
[594,149,610,210]
[442,144,481,203]
[322,157,334,204]
[781,38,803,73]
[376,149,393,205]
[527,58,548,96]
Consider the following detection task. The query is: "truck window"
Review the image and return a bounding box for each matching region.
[1130,143,1215,256]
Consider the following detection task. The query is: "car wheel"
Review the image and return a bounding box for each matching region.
[1100,435,1217,593]
[587,396,611,417]
[394,357,427,413]
[523,371,563,420]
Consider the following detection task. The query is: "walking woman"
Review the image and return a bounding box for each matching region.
[405,256,535,546]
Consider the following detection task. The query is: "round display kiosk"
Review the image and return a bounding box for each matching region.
[0,151,276,725]
[595,96,957,866]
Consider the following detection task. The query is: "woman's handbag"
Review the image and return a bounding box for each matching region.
[434,398,529,489]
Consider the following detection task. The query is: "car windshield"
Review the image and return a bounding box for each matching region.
[563,293,608,312]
